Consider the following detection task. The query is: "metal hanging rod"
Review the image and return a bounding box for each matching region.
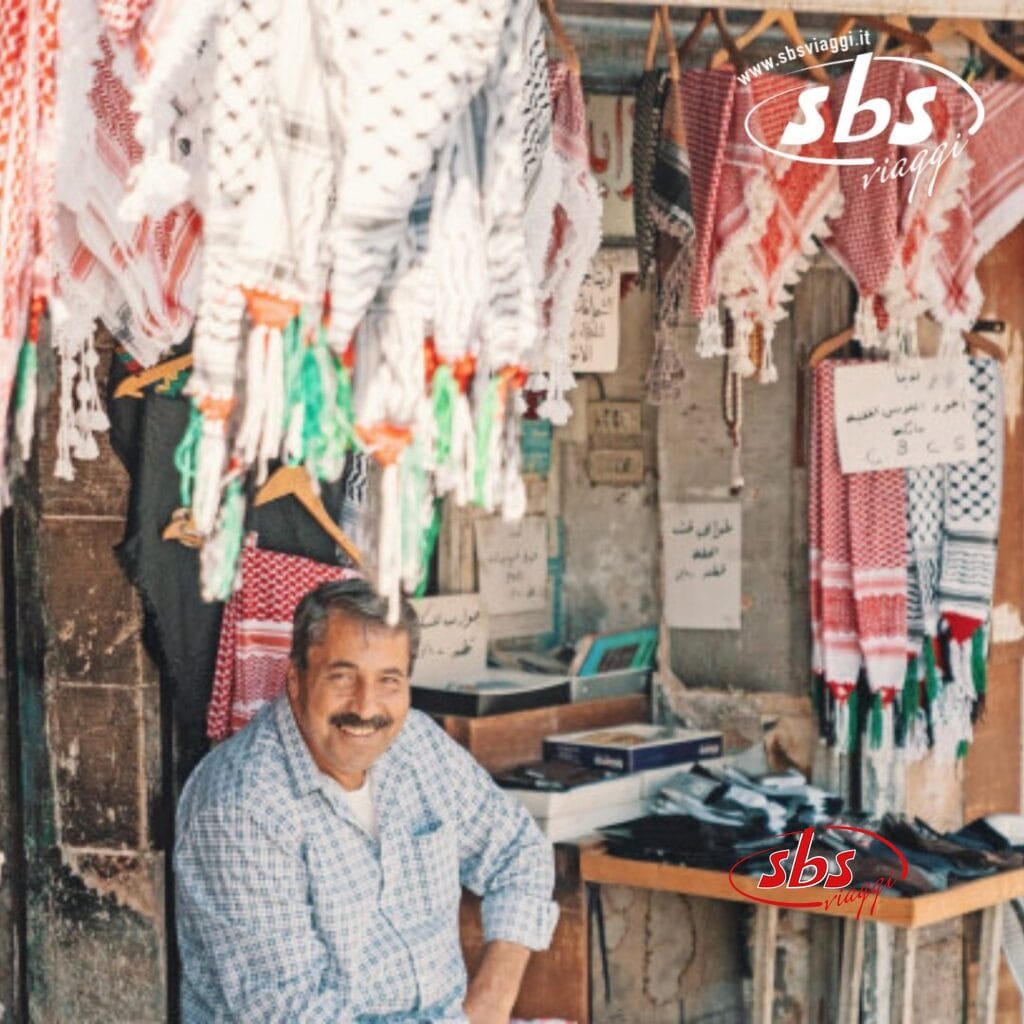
[565,2,1022,22]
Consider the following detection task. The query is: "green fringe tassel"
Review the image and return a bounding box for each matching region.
[956,739,970,760]
[473,377,502,506]
[415,500,443,599]
[299,340,325,469]
[923,637,940,704]
[431,365,457,469]
[847,687,860,753]
[173,404,204,507]
[331,348,355,456]
[971,626,987,699]
[903,656,919,714]
[15,339,37,410]
[869,692,884,750]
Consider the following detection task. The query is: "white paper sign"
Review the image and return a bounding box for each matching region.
[569,248,637,373]
[411,594,487,684]
[474,516,548,615]
[662,503,742,630]
[833,360,977,474]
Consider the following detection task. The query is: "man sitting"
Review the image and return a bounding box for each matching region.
[176,579,558,1022]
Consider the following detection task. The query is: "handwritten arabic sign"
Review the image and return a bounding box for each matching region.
[410,594,487,685]
[474,515,548,616]
[661,503,742,630]
[833,360,977,474]
[569,248,637,373]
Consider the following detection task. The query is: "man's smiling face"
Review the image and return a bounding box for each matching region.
[287,610,411,790]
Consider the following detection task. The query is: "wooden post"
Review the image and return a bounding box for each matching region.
[976,904,1004,1024]
[751,904,779,1024]
[838,918,866,1024]
[890,927,917,1024]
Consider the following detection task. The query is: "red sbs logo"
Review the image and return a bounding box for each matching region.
[729,825,909,919]
[744,52,985,193]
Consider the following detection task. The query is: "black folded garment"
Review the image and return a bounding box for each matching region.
[493,760,612,792]
[880,815,1019,879]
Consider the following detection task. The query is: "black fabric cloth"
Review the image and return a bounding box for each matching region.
[107,349,356,787]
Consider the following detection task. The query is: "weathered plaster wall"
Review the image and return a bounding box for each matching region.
[13,334,167,1023]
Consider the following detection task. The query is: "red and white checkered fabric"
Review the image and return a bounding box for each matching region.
[810,362,908,698]
[823,60,907,333]
[681,69,737,320]
[207,542,362,741]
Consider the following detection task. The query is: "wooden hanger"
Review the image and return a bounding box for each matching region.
[964,330,1007,362]
[675,9,713,67]
[541,0,581,76]
[161,506,205,548]
[926,19,1024,80]
[832,15,932,55]
[254,465,362,565]
[808,326,855,367]
[710,10,830,84]
[644,7,682,81]
[114,353,193,399]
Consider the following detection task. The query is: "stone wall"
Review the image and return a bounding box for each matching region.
[11,334,167,1023]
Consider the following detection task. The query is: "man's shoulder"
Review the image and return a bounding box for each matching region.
[177,703,296,836]
[394,708,463,760]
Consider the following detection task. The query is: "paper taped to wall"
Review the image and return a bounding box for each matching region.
[661,502,742,630]
[833,359,978,473]
[474,515,549,616]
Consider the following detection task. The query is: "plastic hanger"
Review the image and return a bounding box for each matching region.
[710,10,830,84]
[926,19,1024,81]
[254,465,362,565]
[541,0,581,76]
[113,353,193,399]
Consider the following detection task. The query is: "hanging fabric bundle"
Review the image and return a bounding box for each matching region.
[632,13,667,288]
[530,60,602,425]
[680,68,736,360]
[810,361,909,751]
[51,4,202,482]
[739,74,843,383]
[0,0,58,500]
[643,12,693,403]
[823,59,907,354]
[882,73,972,357]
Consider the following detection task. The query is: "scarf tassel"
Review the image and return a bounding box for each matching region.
[15,338,39,462]
[696,305,726,359]
[199,477,246,602]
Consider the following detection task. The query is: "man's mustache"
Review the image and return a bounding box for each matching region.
[329,712,393,730]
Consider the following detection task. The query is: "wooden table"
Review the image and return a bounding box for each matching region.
[579,845,1024,1024]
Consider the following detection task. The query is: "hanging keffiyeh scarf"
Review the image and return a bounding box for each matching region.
[741,74,843,382]
[904,357,1004,758]
[824,60,907,353]
[632,68,665,288]
[681,68,736,358]
[529,59,601,425]
[969,81,1024,260]
[810,361,908,750]
[0,0,58,498]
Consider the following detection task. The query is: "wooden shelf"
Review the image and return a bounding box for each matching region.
[579,845,1024,930]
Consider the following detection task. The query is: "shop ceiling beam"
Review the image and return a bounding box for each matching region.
[571,1,1022,21]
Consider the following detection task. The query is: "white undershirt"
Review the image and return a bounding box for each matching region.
[323,771,379,839]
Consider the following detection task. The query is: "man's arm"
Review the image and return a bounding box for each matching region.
[448,743,558,944]
[463,941,531,1024]
[176,804,468,1023]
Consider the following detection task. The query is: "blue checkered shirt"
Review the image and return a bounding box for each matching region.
[175,696,558,1022]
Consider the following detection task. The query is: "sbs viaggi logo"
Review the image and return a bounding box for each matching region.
[729,825,909,919]
[745,52,985,202]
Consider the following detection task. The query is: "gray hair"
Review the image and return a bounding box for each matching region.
[290,579,420,672]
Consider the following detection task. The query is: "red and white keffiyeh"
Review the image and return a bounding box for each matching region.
[810,362,908,742]
[0,0,58,497]
[824,60,907,352]
[681,68,736,356]
[207,541,361,740]
[969,80,1024,260]
[52,4,202,480]
[743,74,843,381]
[527,60,602,426]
